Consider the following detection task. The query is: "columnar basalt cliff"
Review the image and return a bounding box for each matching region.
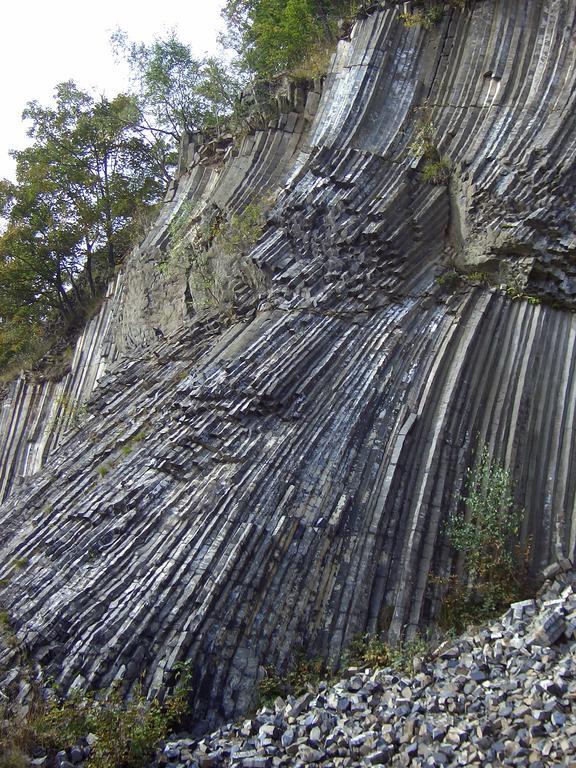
[1,0,575,731]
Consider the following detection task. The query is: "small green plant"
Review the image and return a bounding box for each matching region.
[0,748,29,768]
[120,430,147,457]
[505,286,541,304]
[465,271,492,285]
[219,203,267,258]
[400,5,444,29]
[259,655,327,705]
[435,270,461,288]
[0,609,18,649]
[12,558,28,570]
[439,445,529,629]
[0,681,190,768]
[54,394,89,430]
[408,121,450,184]
[408,121,437,158]
[344,634,428,675]
[96,464,111,479]
[401,0,467,27]
[422,158,451,185]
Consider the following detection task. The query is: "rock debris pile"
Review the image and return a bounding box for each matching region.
[161,569,576,768]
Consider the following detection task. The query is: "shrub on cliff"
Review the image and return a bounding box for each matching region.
[408,120,451,185]
[222,0,356,78]
[111,30,243,141]
[0,82,168,376]
[439,445,528,629]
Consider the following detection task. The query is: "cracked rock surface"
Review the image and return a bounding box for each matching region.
[1,0,576,731]
[158,570,576,767]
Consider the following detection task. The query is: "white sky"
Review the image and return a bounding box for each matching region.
[0,0,226,180]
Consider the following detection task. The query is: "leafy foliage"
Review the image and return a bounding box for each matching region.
[259,655,327,704]
[0,82,166,374]
[344,634,428,675]
[400,5,444,29]
[438,445,529,630]
[0,748,28,768]
[408,120,438,158]
[422,158,451,185]
[259,633,429,706]
[505,285,542,304]
[112,30,243,142]
[40,687,188,768]
[400,0,467,28]
[447,446,521,578]
[222,0,356,78]
[0,682,190,768]
[220,202,268,258]
[408,120,450,185]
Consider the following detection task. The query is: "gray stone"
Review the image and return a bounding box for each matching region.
[286,693,312,718]
[542,563,563,580]
[197,753,221,768]
[280,728,295,748]
[297,745,325,763]
[346,676,364,692]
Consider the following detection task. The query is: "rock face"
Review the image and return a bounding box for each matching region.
[0,276,122,504]
[158,569,576,767]
[1,0,576,731]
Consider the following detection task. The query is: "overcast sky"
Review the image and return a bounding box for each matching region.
[0,1,226,180]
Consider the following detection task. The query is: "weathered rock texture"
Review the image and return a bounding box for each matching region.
[0,276,122,504]
[157,568,576,767]
[1,0,576,731]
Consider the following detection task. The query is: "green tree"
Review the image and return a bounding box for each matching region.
[222,0,353,78]
[442,445,526,624]
[0,81,166,372]
[0,250,47,372]
[13,81,165,271]
[447,445,522,582]
[111,30,242,141]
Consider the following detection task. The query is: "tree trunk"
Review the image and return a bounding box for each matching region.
[54,266,74,317]
[96,152,116,271]
[85,237,96,297]
[101,154,116,269]
[66,267,83,304]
